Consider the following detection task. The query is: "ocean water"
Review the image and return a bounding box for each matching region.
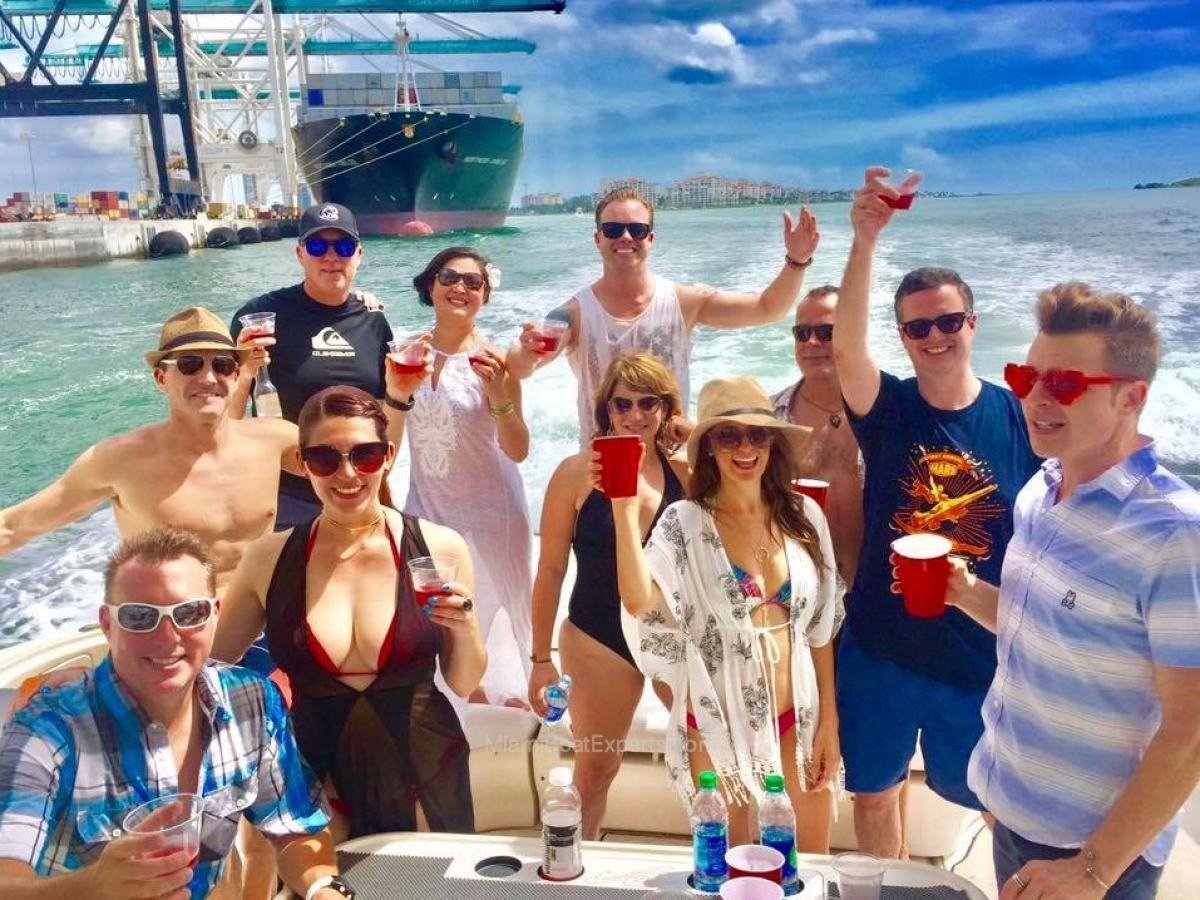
[1,189,1198,647]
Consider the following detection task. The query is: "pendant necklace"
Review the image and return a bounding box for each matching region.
[797,387,842,429]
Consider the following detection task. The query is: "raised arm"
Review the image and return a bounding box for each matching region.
[527,456,585,714]
[230,325,274,421]
[472,347,529,463]
[833,167,899,416]
[380,335,433,448]
[505,298,578,381]
[681,207,820,330]
[0,442,115,557]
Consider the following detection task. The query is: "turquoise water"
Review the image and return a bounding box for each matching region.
[2,189,1198,644]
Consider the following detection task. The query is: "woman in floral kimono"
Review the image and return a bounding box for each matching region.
[401,247,533,705]
[610,376,842,850]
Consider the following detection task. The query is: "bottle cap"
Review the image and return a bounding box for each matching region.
[764,774,785,793]
[559,674,573,688]
[698,770,718,790]
[548,766,574,788]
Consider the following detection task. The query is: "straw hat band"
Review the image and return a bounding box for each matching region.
[713,406,774,418]
[159,331,237,353]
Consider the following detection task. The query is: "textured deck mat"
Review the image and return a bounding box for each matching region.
[829,885,970,899]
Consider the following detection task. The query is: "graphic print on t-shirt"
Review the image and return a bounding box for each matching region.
[891,446,1004,561]
[311,327,355,357]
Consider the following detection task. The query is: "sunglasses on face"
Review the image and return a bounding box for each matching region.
[898,311,970,340]
[609,395,664,415]
[435,268,487,291]
[709,425,776,453]
[1004,363,1138,406]
[599,221,652,241]
[300,441,389,477]
[793,323,834,343]
[160,355,239,377]
[303,237,359,258]
[109,598,216,633]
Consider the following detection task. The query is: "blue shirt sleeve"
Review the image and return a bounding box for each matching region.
[1143,517,1200,668]
[0,708,75,869]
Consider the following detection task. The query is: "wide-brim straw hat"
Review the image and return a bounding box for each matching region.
[144,306,250,368]
[685,376,812,469]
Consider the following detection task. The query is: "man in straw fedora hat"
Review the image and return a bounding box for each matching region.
[0,306,301,596]
[610,376,844,853]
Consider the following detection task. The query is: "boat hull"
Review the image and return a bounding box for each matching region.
[293,110,522,235]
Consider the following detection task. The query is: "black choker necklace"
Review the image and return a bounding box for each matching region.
[797,387,842,428]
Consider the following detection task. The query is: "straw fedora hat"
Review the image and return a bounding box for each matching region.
[685,376,812,469]
[144,306,249,368]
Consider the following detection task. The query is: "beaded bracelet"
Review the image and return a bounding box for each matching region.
[489,400,516,418]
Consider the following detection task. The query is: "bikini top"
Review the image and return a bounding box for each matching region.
[730,562,792,617]
[303,519,403,678]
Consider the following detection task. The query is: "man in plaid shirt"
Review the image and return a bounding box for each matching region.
[0,527,353,899]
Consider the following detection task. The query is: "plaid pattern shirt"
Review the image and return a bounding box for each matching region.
[0,657,329,898]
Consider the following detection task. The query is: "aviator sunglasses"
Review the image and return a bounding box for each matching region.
[300,441,389,477]
[609,395,664,415]
[303,236,360,258]
[898,311,970,340]
[793,323,834,343]
[160,354,239,377]
[599,222,653,241]
[710,424,776,452]
[1004,363,1138,406]
[108,598,216,633]
[436,268,487,291]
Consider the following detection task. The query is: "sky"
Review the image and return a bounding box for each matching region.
[1,0,1198,199]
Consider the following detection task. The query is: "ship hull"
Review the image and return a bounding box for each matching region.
[293,110,522,235]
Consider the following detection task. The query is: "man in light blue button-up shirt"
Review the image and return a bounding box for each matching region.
[945,282,1200,900]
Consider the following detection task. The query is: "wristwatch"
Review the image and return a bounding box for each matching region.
[305,874,356,899]
[384,393,415,411]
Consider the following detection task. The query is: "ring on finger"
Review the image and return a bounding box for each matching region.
[461,598,474,613]
[1011,873,1028,890]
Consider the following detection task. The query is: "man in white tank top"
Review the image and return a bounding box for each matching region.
[506,188,822,445]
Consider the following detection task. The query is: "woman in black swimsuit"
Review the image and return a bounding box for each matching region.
[214,386,486,839]
[528,353,689,840]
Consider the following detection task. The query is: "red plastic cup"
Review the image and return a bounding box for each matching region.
[791,478,830,509]
[593,434,641,499]
[388,338,426,375]
[891,533,952,618]
[880,170,922,210]
[725,845,784,884]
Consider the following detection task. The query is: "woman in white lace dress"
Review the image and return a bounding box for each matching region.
[611,376,842,851]
[400,247,532,704]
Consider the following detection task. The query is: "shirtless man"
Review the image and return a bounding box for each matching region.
[0,306,297,595]
[772,285,864,589]
[507,187,821,442]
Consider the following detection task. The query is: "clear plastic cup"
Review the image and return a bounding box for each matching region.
[123,793,204,866]
[536,318,569,354]
[832,851,884,900]
[238,311,276,339]
[388,336,426,375]
[407,555,459,607]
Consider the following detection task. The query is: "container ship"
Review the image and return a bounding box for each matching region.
[293,70,522,235]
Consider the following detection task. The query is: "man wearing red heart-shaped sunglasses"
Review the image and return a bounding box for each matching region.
[945,282,1200,900]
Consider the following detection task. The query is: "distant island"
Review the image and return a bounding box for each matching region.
[1134,176,1200,189]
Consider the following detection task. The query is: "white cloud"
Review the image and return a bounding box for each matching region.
[902,143,953,171]
[797,28,879,55]
[694,22,737,49]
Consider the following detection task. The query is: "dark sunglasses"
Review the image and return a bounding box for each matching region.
[303,236,359,258]
[599,221,652,241]
[710,425,776,453]
[160,354,239,377]
[300,441,389,477]
[436,268,487,291]
[609,395,664,415]
[109,598,215,633]
[793,324,834,343]
[899,312,970,340]
[1004,363,1137,406]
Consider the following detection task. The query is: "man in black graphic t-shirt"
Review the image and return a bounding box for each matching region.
[231,203,396,527]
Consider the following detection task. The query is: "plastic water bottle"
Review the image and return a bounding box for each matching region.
[690,770,729,892]
[759,773,800,894]
[541,674,572,725]
[253,368,282,418]
[541,766,583,880]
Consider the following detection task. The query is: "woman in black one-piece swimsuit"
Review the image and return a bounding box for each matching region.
[215,386,487,838]
[528,353,689,840]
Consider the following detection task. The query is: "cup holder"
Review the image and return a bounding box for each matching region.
[474,855,522,878]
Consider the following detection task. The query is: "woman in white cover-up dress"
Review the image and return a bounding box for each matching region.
[402,247,532,705]
[611,376,843,851]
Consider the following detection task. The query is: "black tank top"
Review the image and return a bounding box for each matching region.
[568,452,684,667]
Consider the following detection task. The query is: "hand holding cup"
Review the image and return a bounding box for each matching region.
[384,332,433,402]
[237,312,277,375]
